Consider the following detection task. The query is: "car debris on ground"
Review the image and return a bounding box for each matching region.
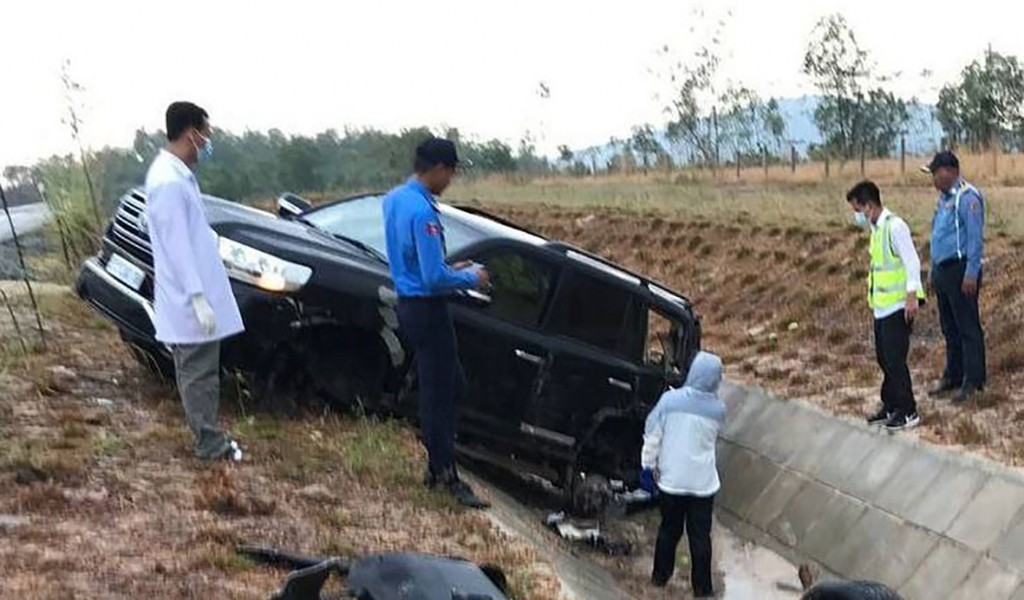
[240,545,511,600]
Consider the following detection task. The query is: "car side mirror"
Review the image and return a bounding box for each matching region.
[278,193,313,219]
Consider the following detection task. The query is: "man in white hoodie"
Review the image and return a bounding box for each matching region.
[640,351,726,598]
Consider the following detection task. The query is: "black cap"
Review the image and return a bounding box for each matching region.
[922,150,960,173]
[415,137,461,169]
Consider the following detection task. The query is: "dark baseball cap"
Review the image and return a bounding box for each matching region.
[921,150,960,173]
[415,137,464,169]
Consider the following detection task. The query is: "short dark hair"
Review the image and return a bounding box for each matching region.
[846,180,882,207]
[414,137,459,173]
[165,101,209,142]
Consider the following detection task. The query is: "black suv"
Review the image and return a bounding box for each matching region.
[76,189,701,498]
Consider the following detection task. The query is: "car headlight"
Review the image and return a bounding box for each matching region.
[218,237,312,293]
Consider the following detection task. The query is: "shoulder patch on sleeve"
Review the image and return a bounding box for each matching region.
[969,198,981,213]
[425,222,442,236]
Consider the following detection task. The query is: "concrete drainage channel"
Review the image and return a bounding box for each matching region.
[464,442,807,598]
[465,378,1024,599]
[717,381,1024,600]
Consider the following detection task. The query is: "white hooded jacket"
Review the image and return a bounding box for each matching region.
[640,351,726,497]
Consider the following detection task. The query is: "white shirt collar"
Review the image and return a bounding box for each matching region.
[871,207,892,230]
[159,148,195,180]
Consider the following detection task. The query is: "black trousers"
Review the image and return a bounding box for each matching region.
[874,310,916,416]
[932,259,986,390]
[397,297,466,474]
[653,492,714,596]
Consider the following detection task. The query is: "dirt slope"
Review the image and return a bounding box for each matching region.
[491,203,1024,465]
[0,293,560,599]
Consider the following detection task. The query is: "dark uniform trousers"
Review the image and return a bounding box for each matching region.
[397,296,465,474]
[653,492,715,597]
[932,259,986,390]
[874,310,916,416]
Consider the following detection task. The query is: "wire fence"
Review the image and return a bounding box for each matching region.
[1,185,49,356]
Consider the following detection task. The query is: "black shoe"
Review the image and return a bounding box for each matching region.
[885,411,921,431]
[930,379,961,396]
[447,479,490,509]
[953,387,981,405]
[423,469,438,489]
[866,407,892,426]
[693,592,715,599]
[438,467,489,509]
[651,574,669,588]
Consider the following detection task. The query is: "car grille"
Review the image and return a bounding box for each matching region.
[105,190,155,298]
[109,191,153,266]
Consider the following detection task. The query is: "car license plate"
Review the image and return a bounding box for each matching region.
[106,253,145,291]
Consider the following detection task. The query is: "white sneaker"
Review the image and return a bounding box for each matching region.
[228,440,243,462]
[885,412,921,431]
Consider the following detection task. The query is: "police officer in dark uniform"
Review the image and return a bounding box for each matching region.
[383,137,491,508]
[924,151,986,404]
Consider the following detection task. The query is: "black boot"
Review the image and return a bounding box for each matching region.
[423,467,439,489]
[438,467,489,509]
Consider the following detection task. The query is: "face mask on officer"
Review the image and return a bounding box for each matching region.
[854,210,870,228]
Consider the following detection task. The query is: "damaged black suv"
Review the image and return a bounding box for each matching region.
[76,189,700,499]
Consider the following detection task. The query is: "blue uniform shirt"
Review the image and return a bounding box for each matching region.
[931,178,985,279]
[382,179,480,297]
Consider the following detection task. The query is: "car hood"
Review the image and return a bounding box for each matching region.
[204,196,390,279]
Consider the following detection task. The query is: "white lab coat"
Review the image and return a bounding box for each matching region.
[144,150,244,345]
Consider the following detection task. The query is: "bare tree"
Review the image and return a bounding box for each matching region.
[61,59,103,228]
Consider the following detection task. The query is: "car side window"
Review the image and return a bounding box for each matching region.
[547,270,639,358]
[480,251,558,328]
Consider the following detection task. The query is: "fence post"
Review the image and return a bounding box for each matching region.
[736,153,741,180]
[860,144,866,176]
[762,147,769,179]
[900,136,906,175]
[791,145,797,174]
[825,155,831,179]
[712,106,720,179]
[991,132,999,176]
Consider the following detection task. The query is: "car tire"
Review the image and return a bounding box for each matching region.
[569,472,612,518]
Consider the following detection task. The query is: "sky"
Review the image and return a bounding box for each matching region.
[3,0,1024,170]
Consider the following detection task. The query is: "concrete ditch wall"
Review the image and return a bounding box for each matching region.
[716,381,1024,600]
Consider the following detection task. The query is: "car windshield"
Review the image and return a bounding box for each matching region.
[302,195,484,261]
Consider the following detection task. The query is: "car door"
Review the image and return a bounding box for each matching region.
[448,247,561,453]
[530,268,647,462]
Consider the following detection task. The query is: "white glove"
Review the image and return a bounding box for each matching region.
[191,294,217,336]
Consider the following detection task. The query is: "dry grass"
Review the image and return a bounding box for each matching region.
[451,166,1024,240]
[0,290,560,599]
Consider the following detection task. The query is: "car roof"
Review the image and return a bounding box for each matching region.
[301,192,693,313]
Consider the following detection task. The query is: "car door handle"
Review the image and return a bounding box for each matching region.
[514,349,545,366]
[608,377,633,392]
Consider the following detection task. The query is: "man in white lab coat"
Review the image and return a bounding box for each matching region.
[145,101,244,461]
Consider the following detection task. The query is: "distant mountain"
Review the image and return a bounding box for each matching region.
[567,95,943,168]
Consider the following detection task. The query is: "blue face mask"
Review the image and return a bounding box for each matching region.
[194,134,214,163]
[854,211,870,228]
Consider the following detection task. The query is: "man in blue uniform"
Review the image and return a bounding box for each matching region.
[924,151,986,404]
[383,137,491,508]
